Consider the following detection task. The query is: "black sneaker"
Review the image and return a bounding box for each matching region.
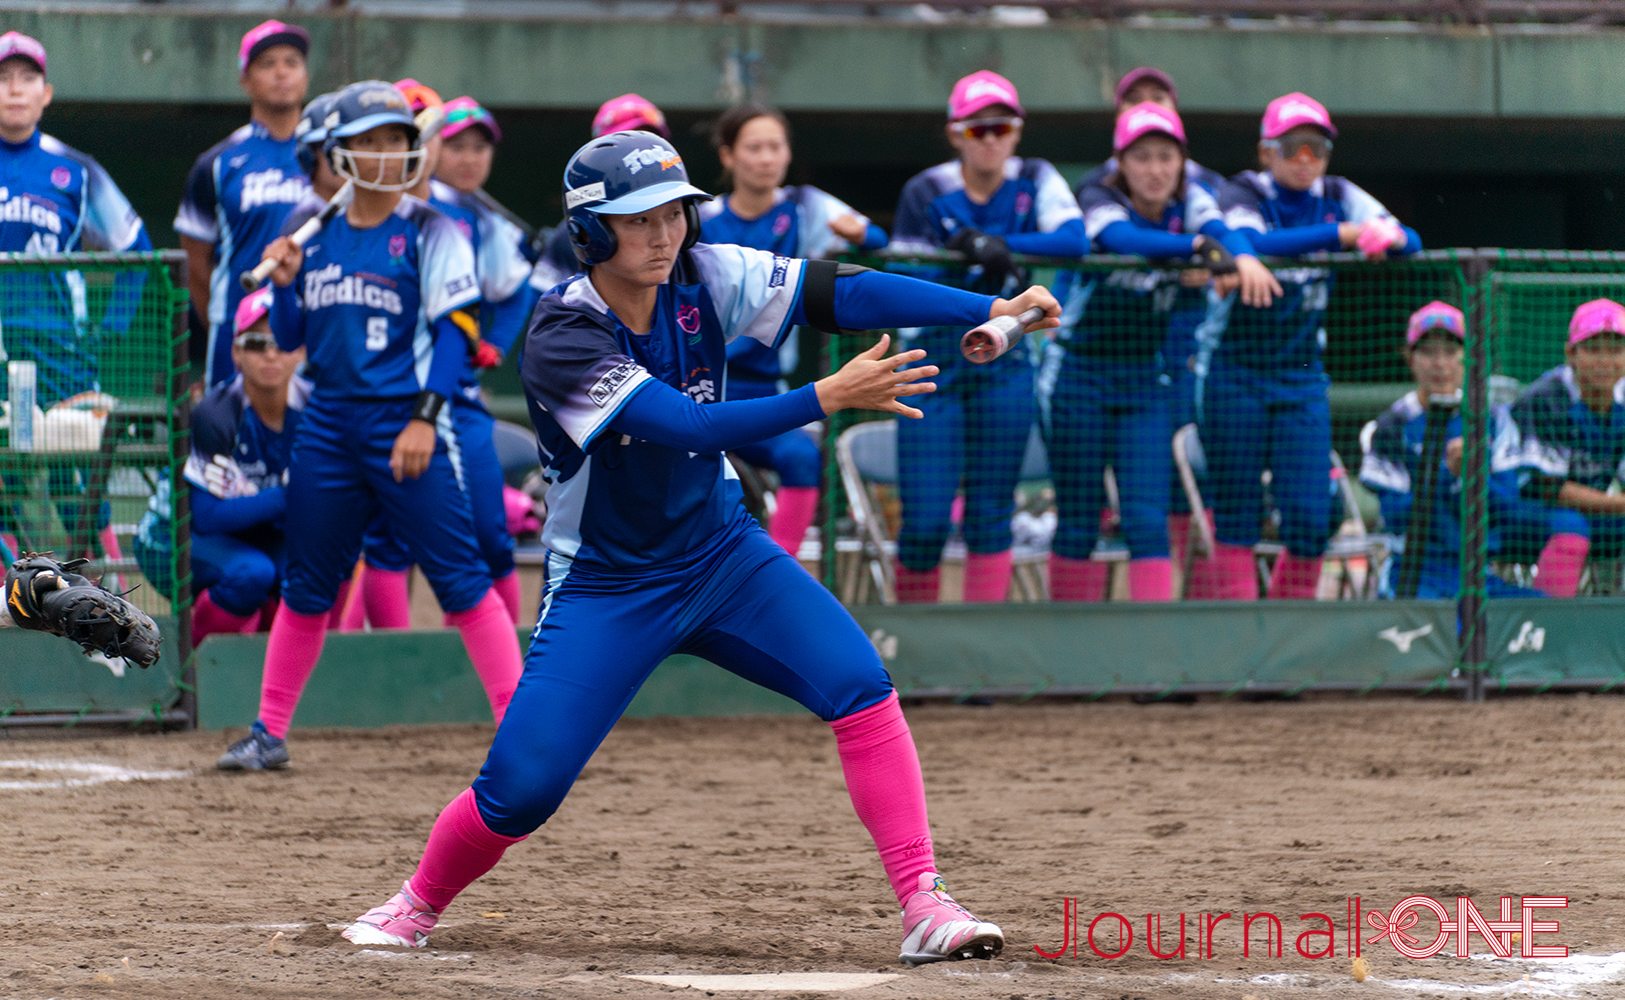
[216,721,290,771]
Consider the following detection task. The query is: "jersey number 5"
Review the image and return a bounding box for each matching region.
[365,316,388,351]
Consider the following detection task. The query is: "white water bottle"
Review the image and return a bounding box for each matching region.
[8,360,36,451]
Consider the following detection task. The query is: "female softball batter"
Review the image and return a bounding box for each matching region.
[699,102,887,555]
[890,70,1086,602]
[1206,92,1420,599]
[216,81,522,770]
[340,130,1059,964]
[1048,103,1277,601]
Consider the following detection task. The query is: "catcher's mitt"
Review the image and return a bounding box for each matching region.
[5,553,161,669]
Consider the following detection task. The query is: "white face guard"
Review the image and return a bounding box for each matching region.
[330,145,427,192]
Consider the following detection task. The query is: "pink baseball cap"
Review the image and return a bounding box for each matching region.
[948,70,1024,121]
[1405,301,1466,347]
[0,32,46,76]
[442,97,501,143]
[1114,102,1185,152]
[239,20,310,74]
[394,78,443,115]
[1568,299,1625,345]
[1114,67,1176,108]
[1261,92,1337,139]
[592,94,669,139]
[234,286,274,340]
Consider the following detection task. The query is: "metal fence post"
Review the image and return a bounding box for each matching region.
[169,258,196,729]
[1458,250,1492,701]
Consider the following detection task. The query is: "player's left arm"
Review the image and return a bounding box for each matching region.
[75,154,153,333]
[1001,161,1085,257]
[394,217,481,480]
[1340,179,1421,255]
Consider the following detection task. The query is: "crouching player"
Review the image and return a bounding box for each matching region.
[1504,299,1625,596]
[1359,302,1547,599]
[340,130,1059,964]
[216,81,521,771]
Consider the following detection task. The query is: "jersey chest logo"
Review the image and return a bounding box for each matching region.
[676,304,702,342]
[771,212,792,237]
[303,262,405,314]
[49,166,70,190]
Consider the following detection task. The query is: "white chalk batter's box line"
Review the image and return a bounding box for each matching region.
[0,759,190,790]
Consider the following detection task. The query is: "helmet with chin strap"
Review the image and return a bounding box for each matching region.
[294,91,338,177]
[562,131,710,267]
[321,80,426,192]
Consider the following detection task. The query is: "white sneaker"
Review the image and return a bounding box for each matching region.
[342,882,439,948]
[899,872,1004,966]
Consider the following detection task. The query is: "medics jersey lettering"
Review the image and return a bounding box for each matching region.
[1215,171,1399,371]
[285,195,478,401]
[891,157,1081,253]
[1507,366,1625,490]
[699,185,870,382]
[0,130,152,404]
[1056,179,1219,363]
[174,122,309,386]
[521,242,803,569]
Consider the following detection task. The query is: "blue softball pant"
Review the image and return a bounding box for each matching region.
[725,378,822,488]
[895,328,1034,571]
[192,531,285,617]
[1041,354,1172,560]
[1497,495,1625,561]
[359,401,516,580]
[470,515,892,837]
[1201,361,1333,558]
[1382,556,1546,601]
[280,397,491,617]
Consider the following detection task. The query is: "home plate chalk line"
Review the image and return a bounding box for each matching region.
[624,973,901,991]
[0,759,191,790]
[1221,951,1625,997]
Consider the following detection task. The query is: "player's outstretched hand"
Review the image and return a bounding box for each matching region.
[991,286,1062,333]
[391,419,437,482]
[261,236,304,288]
[815,334,939,419]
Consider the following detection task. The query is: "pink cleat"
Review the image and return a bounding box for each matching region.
[341,881,439,948]
[899,873,1004,966]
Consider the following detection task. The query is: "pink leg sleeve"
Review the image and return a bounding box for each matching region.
[192,589,257,643]
[257,603,329,739]
[445,590,523,727]
[407,788,527,913]
[830,692,935,909]
[962,550,1013,603]
[1193,542,1258,600]
[492,570,522,625]
[1127,556,1174,602]
[894,562,941,604]
[1536,532,1590,598]
[328,579,353,630]
[339,568,368,631]
[98,524,123,560]
[362,567,413,629]
[1049,553,1108,602]
[1268,553,1323,600]
[768,486,820,556]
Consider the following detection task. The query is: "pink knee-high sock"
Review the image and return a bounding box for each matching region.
[1268,553,1323,600]
[962,550,1013,603]
[1536,532,1590,597]
[258,603,330,738]
[1127,556,1174,602]
[1179,511,1229,599]
[407,788,527,912]
[98,524,123,560]
[1166,513,1193,568]
[1049,553,1108,602]
[1199,542,1259,600]
[362,567,412,629]
[894,562,940,604]
[328,579,353,630]
[492,571,522,624]
[444,590,523,726]
[340,568,368,631]
[769,486,819,556]
[831,692,934,908]
[192,590,257,642]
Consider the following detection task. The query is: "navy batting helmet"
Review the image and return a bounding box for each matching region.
[562,131,710,267]
[294,91,338,177]
[322,80,425,192]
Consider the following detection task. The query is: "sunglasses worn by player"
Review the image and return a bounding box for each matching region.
[235,333,277,353]
[1262,133,1333,161]
[952,117,1023,141]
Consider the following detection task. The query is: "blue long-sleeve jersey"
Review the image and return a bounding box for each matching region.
[1506,366,1625,495]
[183,373,309,548]
[0,128,152,405]
[699,184,887,383]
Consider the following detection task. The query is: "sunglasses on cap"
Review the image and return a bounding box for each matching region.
[1261,133,1332,161]
[952,117,1022,141]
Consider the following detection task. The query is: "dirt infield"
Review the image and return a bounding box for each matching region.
[2,695,1623,999]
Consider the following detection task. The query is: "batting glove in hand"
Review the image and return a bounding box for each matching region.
[1190,235,1238,275]
[5,553,161,668]
[945,228,1014,292]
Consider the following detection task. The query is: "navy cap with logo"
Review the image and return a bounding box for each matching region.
[561,131,711,267]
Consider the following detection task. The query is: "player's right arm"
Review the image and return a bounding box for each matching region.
[1358,406,1416,535]
[182,394,287,535]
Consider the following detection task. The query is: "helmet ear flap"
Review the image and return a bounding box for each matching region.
[681,199,702,251]
[567,215,615,267]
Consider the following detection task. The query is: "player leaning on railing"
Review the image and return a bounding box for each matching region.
[339,129,1059,965]
[1046,102,1279,603]
[1203,92,1421,599]
[888,70,1086,604]
[699,102,888,558]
